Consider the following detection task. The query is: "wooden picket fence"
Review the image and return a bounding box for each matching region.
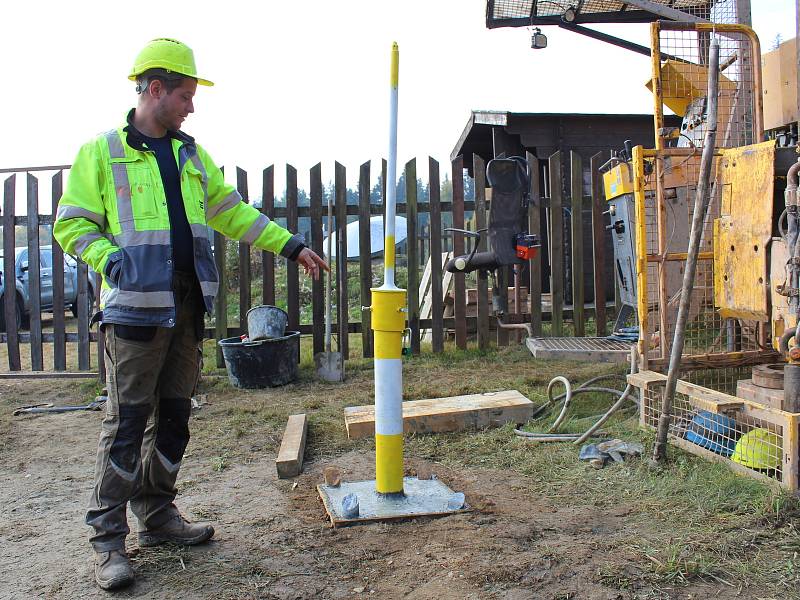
[0,151,613,379]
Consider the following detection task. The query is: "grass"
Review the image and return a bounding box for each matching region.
[188,339,800,595]
[3,310,799,596]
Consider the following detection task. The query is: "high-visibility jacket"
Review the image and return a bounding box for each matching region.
[54,113,303,327]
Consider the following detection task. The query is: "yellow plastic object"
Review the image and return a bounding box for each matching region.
[602,163,634,200]
[129,38,213,86]
[731,428,781,470]
[646,60,736,117]
[713,140,776,321]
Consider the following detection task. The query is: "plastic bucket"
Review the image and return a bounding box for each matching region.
[218,332,300,388]
[246,305,288,341]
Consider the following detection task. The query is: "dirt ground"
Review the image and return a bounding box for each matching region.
[0,354,794,600]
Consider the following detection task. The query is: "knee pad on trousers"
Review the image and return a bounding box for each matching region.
[155,398,192,464]
[110,405,150,473]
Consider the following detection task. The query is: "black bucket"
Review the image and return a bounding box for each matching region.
[218,332,300,388]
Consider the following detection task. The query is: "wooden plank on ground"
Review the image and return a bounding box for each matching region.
[428,158,444,353]
[549,152,564,336]
[406,159,420,355]
[344,389,534,439]
[451,156,467,349]
[474,154,490,349]
[237,167,251,325]
[276,413,308,479]
[310,164,324,355]
[358,161,373,358]
[3,175,21,371]
[262,166,275,305]
[570,151,584,337]
[286,164,300,332]
[590,152,607,336]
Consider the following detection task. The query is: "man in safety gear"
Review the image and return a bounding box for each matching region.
[54,38,328,591]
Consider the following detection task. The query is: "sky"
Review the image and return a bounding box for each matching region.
[0,0,795,207]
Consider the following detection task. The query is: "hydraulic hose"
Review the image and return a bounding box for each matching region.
[516,373,637,443]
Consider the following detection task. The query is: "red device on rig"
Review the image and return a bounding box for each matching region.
[515,233,540,260]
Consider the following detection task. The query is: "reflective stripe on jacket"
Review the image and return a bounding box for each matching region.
[54,119,302,327]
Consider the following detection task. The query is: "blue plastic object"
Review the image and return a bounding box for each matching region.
[684,410,739,456]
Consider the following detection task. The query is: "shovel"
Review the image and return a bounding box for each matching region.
[315,193,344,382]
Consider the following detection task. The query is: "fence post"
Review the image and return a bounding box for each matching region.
[590,151,607,336]
[236,168,251,326]
[452,156,467,349]
[310,163,325,355]
[95,271,105,382]
[262,166,275,305]
[570,151,585,337]
[77,261,90,370]
[549,152,564,336]
[3,175,20,371]
[474,154,490,350]
[405,159,420,355]
[527,153,542,337]
[51,171,67,371]
[358,161,373,358]
[335,162,349,358]
[286,165,300,332]
[26,174,43,371]
[428,157,444,353]
[214,227,227,368]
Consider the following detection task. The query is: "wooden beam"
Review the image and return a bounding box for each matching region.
[358,161,373,358]
[590,152,607,336]
[527,153,542,337]
[0,371,99,380]
[549,152,564,336]
[344,389,534,439]
[452,155,467,349]
[237,167,251,326]
[474,154,490,349]
[276,413,308,479]
[570,151,584,337]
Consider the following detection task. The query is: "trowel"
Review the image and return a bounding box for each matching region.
[314,193,344,382]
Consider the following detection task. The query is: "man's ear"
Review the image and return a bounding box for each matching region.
[148,79,163,99]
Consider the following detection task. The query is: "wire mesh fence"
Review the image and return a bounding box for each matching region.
[635,370,797,490]
[635,21,773,379]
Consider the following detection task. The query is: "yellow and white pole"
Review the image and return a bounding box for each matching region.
[372,42,406,495]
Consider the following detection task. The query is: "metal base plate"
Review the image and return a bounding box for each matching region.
[526,337,632,363]
[317,477,468,526]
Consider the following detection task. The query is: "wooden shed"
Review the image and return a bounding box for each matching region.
[451,110,680,305]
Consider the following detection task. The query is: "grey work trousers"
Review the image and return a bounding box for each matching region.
[86,272,204,551]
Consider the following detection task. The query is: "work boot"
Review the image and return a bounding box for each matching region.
[94,549,134,590]
[138,513,214,547]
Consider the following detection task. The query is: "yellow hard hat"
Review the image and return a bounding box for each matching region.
[731,428,781,470]
[129,38,213,87]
